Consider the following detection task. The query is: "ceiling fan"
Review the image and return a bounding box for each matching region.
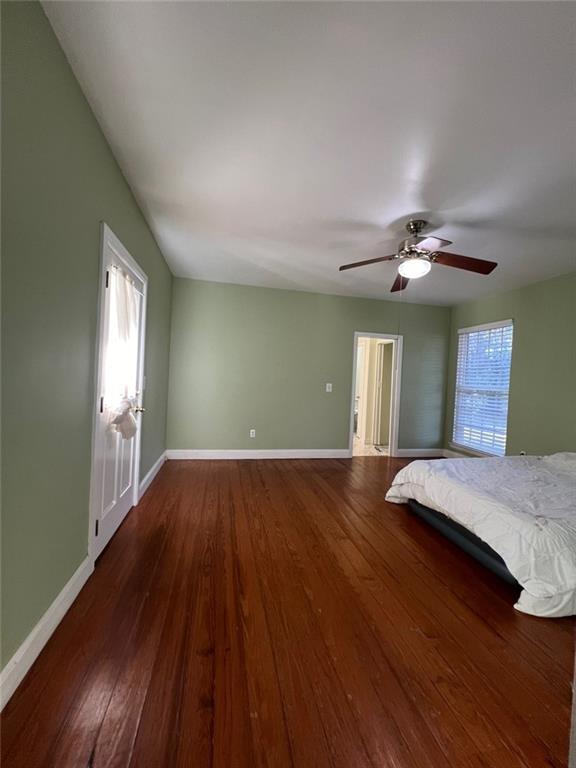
[338,219,498,292]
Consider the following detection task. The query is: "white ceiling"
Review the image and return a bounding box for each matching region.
[44,1,576,305]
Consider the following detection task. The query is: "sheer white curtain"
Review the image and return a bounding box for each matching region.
[103,267,140,413]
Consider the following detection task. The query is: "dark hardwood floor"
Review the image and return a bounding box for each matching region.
[2,458,574,767]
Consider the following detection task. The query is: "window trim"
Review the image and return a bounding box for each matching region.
[452,319,514,457]
[457,319,514,335]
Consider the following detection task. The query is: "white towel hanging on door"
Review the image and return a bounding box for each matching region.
[110,397,138,440]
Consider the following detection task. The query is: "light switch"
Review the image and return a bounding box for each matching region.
[325,382,333,393]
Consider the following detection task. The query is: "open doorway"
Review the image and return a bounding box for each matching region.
[349,333,402,457]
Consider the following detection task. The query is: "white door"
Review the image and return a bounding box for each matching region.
[90,224,147,559]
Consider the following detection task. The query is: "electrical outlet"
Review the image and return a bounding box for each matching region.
[325,382,333,393]
[249,428,256,439]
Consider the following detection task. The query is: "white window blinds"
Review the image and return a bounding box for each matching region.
[452,320,513,457]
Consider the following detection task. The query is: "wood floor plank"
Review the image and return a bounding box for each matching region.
[238,461,347,768]
[91,482,188,767]
[1,457,573,768]
[126,462,213,768]
[254,461,448,768]
[223,462,292,768]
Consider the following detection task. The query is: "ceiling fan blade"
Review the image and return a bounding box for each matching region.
[391,274,409,292]
[433,252,498,274]
[414,235,452,251]
[339,255,396,272]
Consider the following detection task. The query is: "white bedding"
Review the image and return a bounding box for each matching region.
[386,453,576,618]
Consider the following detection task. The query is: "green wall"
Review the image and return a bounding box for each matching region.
[1,2,172,664]
[445,273,576,455]
[167,279,450,451]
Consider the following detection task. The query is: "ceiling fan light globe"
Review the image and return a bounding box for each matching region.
[398,258,431,279]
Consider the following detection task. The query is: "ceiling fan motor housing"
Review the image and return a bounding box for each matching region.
[405,218,428,236]
[400,238,433,258]
[401,220,432,257]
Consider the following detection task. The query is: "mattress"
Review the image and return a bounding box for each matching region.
[385,453,576,618]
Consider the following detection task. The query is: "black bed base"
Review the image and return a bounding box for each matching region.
[407,499,519,588]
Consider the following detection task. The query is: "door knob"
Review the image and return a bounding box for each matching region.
[134,406,146,413]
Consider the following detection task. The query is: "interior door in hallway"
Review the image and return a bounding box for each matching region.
[90,225,147,558]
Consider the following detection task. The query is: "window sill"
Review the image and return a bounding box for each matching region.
[449,442,501,459]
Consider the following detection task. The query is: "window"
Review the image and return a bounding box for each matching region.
[452,320,513,456]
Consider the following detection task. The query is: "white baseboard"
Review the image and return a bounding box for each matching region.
[395,449,446,458]
[0,556,93,710]
[166,449,352,460]
[138,451,166,499]
[165,448,462,461]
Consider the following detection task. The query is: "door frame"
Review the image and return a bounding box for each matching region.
[372,340,386,445]
[348,332,403,457]
[88,223,148,561]
[355,337,369,444]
